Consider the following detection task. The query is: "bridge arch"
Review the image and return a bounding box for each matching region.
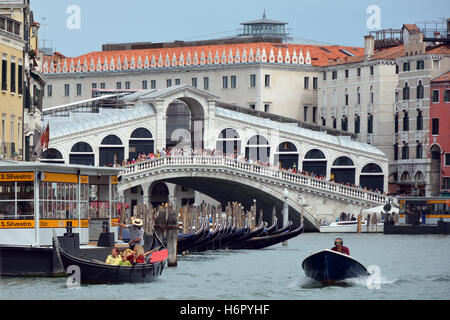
[129,127,155,160]
[360,163,384,192]
[245,134,270,163]
[99,134,125,166]
[69,141,95,166]
[216,127,242,155]
[331,156,356,185]
[302,148,327,177]
[275,141,299,170]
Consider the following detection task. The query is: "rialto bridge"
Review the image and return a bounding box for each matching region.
[43,85,391,231]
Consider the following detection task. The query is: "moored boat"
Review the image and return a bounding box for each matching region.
[319,220,384,233]
[301,249,369,284]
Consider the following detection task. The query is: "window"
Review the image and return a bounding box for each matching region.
[304,106,308,122]
[76,83,82,96]
[250,74,256,87]
[345,69,349,78]
[344,89,349,106]
[403,62,410,72]
[368,114,373,134]
[125,81,130,89]
[222,76,228,89]
[47,85,53,97]
[370,66,374,75]
[432,118,439,135]
[370,86,374,103]
[18,64,22,94]
[403,83,410,100]
[341,117,348,131]
[395,113,398,133]
[417,111,423,130]
[416,80,424,99]
[304,77,309,89]
[174,79,180,86]
[192,78,198,88]
[403,112,409,131]
[264,74,270,87]
[402,144,409,160]
[416,60,424,70]
[396,64,399,74]
[332,71,337,80]
[322,117,326,126]
[166,79,172,88]
[312,107,317,123]
[357,87,361,105]
[357,68,361,77]
[443,178,450,190]
[445,154,450,166]
[322,71,327,81]
[1,59,7,91]
[100,83,106,89]
[249,104,256,110]
[355,116,360,134]
[445,90,450,102]
[416,143,423,159]
[142,80,148,90]
[432,59,439,69]
[64,84,70,96]
[394,143,398,161]
[203,77,209,90]
[151,80,156,89]
[432,89,439,103]
[231,75,236,88]
[313,77,318,89]
[264,104,270,113]
[10,61,15,93]
[333,117,337,129]
[116,82,122,89]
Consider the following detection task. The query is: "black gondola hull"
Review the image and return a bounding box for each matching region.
[301,249,369,284]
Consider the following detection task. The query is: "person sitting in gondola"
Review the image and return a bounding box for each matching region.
[133,245,146,264]
[118,251,132,266]
[331,238,350,255]
[105,247,122,265]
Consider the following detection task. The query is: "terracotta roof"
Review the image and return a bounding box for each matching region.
[426,43,450,54]
[431,70,450,83]
[42,42,363,74]
[327,44,404,66]
[402,24,421,34]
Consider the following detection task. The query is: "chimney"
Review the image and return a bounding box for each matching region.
[364,35,375,60]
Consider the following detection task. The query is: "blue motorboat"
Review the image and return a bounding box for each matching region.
[301,249,369,284]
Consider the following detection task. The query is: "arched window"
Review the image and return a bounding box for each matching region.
[129,128,154,161]
[370,85,374,104]
[356,87,361,105]
[70,142,94,166]
[362,163,382,173]
[303,149,327,177]
[331,156,355,185]
[101,135,122,145]
[344,88,349,106]
[403,82,410,100]
[41,148,64,164]
[401,171,411,181]
[416,80,424,100]
[216,128,241,155]
[360,163,384,192]
[275,142,298,170]
[415,171,424,181]
[245,135,270,162]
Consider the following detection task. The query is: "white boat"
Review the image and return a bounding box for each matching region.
[319,220,384,233]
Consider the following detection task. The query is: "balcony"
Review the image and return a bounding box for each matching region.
[401,101,409,111]
[0,142,16,159]
[367,103,374,114]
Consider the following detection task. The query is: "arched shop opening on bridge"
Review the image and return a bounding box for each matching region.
[245,135,270,162]
[129,128,154,161]
[166,98,205,150]
[275,142,299,170]
[302,149,326,177]
[150,182,170,208]
[331,156,355,185]
[99,135,124,166]
[69,142,95,166]
[360,163,384,192]
[216,128,241,155]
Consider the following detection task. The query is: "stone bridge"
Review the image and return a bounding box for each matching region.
[118,156,391,231]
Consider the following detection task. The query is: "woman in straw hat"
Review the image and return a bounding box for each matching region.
[115,217,145,250]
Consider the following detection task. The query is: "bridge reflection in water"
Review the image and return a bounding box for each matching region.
[119,156,391,231]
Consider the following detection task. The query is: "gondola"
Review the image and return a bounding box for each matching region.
[270,220,293,236]
[228,222,304,250]
[190,223,222,252]
[301,249,369,284]
[258,219,277,237]
[176,222,207,253]
[224,222,266,248]
[54,232,168,284]
[177,222,210,253]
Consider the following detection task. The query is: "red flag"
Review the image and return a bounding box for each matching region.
[40,124,49,150]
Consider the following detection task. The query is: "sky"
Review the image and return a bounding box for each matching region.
[30,0,450,57]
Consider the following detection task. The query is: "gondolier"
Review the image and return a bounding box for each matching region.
[115,217,145,249]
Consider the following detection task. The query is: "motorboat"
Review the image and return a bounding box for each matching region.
[319,220,384,233]
[301,249,369,284]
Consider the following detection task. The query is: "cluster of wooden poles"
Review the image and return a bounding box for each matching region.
[118,201,303,267]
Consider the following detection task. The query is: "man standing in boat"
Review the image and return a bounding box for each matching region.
[331,238,350,255]
[116,217,145,250]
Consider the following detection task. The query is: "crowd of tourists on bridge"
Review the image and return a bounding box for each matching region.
[103,147,386,195]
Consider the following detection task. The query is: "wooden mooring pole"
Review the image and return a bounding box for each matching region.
[166,207,178,267]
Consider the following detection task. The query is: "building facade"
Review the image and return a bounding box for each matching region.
[430,71,450,195]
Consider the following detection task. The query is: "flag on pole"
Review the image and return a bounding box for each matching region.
[40,123,50,150]
[32,123,49,160]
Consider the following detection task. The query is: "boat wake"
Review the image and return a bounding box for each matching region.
[289,274,399,289]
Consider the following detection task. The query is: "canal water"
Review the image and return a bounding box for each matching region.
[1,233,449,300]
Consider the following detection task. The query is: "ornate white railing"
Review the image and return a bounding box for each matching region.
[120,156,390,205]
